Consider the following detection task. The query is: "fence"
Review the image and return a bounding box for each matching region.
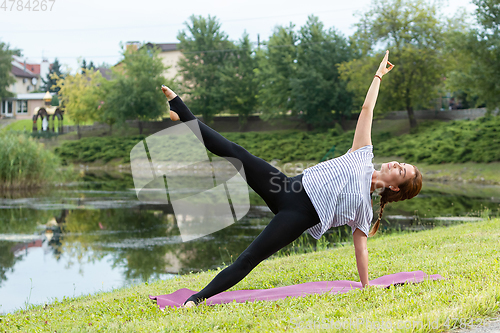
[384,108,498,121]
[61,115,309,134]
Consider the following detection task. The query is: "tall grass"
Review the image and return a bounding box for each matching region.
[0,132,67,189]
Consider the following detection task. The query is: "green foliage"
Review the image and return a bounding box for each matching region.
[256,23,298,119]
[340,0,450,128]
[291,16,355,128]
[42,58,64,93]
[0,41,20,99]
[54,128,357,165]
[102,44,169,134]
[80,58,96,73]
[55,135,147,164]
[177,15,235,124]
[375,116,500,163]
[53,68,104,139]
[50,94,59,106]
[219,33,259,128]
[445,0,500,111]
[0,132,65,189]
[54,115,500,166]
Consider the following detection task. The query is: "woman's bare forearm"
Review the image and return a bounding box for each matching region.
[361,76,381,115]
[353,229,369,287]
[355,247,369,287]
[351,76,380,151]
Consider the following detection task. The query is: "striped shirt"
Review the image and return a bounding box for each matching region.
[302,145,374,239]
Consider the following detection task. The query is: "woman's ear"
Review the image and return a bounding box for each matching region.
[389,185,400,192]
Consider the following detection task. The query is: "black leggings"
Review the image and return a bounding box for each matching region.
[168,96,321,305]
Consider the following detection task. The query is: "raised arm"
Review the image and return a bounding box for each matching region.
[350,51,394,152]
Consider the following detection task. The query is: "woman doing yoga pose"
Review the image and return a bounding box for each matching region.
[161,50,422,308]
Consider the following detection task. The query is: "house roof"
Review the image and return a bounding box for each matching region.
[96,67,112,80]
[145,43,178,52]
[15,92,55,100]
[11,64,38,78]
[18,63,41,74]
[113,42,179,68]
[11,56,52,76]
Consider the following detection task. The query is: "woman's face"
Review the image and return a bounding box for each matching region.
[380,161,416,191]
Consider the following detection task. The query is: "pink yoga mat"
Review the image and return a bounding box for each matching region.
[150,271,442,310]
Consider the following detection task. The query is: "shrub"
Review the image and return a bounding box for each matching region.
[0,132,66,189]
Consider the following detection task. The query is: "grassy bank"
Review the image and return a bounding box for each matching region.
[415,162,500,185]
[0,118,94,133]
[2,218,499,332]
[49,115,500,166]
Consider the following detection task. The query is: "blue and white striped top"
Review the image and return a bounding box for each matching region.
[302,145,375,239]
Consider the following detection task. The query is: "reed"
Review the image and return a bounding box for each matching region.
[0,132,65,189]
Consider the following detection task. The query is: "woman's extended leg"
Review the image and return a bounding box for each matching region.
[183,207,320,306]
[163,86,288,213]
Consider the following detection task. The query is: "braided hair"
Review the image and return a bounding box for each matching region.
[369,165,423,236]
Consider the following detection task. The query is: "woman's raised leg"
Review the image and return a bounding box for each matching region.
[162,86,288,214]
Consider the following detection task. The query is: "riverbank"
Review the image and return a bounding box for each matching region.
[2,218,499,332]
[63,158,500,186]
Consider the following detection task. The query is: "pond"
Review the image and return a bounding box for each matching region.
[0,169,499,314]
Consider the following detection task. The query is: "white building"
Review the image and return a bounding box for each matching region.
[1,56,52,120]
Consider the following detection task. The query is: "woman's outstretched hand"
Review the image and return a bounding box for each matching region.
[376,50,395,77]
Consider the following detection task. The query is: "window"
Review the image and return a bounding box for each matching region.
[16,100,28,114]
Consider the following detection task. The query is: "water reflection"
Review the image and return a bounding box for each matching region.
[0,170,499,314]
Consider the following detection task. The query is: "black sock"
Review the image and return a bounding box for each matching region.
[168,96,196,122]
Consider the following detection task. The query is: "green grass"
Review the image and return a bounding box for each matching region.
[1,117,94,133]
[375,116,500,164]
[2,218,499,332]
[48,115,500,168]
[416,162,500,184]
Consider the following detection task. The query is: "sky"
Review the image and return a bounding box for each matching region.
[0,0,477,74]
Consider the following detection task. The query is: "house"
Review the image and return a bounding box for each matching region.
[1,56,52,120]
[114,41,183,81]
[143,42,182,81]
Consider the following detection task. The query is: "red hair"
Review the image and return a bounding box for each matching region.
[369,165,423,236]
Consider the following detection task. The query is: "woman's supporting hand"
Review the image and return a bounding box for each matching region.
[376,50,395,77]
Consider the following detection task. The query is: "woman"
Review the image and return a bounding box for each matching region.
[161,50,422,308]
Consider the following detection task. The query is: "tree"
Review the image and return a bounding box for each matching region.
[446,0,500,111]
[101,44,169,134]
[53,69,104,139]
[0,42,21,99]
[42,58,64,93]
[339,0,448,129]
[255,23,298,120]
[81,59,87,74]
[80,58,96,73]
[50,94,59,106]
[291,16,355,128]
[177,15,235,124]
[219,32,259,128]
[95,70,123,135]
